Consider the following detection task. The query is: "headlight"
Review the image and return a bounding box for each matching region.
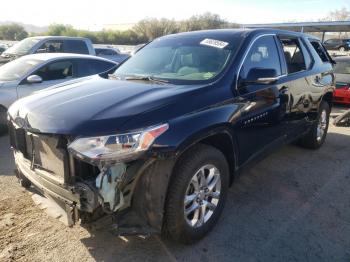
[68,123,168,164]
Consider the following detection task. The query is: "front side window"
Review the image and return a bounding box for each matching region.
[34,60,73,81]
[36,40,63,53]
[324,39,335,45]
[279,38,306,74]
[3,38,40,56]
[239,35,282,81]
[0,57,41,81]
[113,35,241,84]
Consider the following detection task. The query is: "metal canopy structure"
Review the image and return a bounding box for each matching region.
[242,21,350,41]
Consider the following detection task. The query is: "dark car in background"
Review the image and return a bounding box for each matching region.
[8,29,334,244]
[333,56,350,104]
[95,47,130,63]
[0,36,96,65]
[0,44,7,54]
[323,38,350,52]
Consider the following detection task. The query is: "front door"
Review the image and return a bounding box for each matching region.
[234,35,289,165]
[17,60,74,98]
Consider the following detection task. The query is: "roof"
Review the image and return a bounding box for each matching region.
[242,21,350,33]
[161,28,312,41]
[18,53,117,63]
[27,36,90,41]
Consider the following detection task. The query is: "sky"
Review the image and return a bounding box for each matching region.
[1,0,349,30]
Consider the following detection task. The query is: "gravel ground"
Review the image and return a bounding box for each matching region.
[0,106,349,262]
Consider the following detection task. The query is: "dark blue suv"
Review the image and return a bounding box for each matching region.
[8,29,335,243]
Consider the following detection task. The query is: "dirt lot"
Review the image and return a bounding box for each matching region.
[0,107,349,262]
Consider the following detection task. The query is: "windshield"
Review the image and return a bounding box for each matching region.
[3,38,40,56]
[0,57,41,81]
[334,61,350,75]
[114,34,241,84]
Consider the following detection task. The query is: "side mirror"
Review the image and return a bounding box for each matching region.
[243,68,280,85]
[26,75,43,84]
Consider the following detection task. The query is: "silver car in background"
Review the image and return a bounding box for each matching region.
[0,53,117,133]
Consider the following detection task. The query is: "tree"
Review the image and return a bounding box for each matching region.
[0,24,28,40]
[38,13,237,44]
[133,18,178,41]
[46,24,76,36]
[179,12,237,32]
[319,7,350,37]
[323,7,350,21]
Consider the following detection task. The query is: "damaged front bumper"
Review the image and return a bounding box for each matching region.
[14,148,175,235]
[14,150,81,226]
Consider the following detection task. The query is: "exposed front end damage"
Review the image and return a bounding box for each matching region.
[9,121,175,235]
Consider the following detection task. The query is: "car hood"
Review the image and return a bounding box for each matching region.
[8,76,207,136]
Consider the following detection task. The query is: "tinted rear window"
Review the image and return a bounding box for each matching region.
[76,59,115,77]
[309,40,330,63]
[64,40,89,54]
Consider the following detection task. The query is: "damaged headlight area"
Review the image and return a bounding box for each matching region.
[68,123,169,165]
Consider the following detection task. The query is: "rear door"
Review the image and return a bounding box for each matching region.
[276,35,316,139]
[17,59,74,98]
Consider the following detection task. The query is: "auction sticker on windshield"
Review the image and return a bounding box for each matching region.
[200,38,229,49]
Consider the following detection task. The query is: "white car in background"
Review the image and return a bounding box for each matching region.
[0,53,117,133]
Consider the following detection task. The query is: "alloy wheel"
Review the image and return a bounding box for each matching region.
[317,109,327,142]
[184,164,221,228]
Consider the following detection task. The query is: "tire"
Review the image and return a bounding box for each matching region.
[339,46,346,52]
[163,144,229,244]
[0,106,8,136]
[296,101,330,149]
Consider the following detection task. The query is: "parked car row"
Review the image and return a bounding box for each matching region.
[5,28,336,244]
[0,36,131,66]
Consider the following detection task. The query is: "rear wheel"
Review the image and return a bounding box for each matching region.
[296,101,330,149]
[0,106,7,136]
[339,46,346,52]
[163,144,229,244]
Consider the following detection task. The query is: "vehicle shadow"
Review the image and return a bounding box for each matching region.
[79,130,350,262]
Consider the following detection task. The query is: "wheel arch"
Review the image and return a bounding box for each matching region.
[174,128,238,186]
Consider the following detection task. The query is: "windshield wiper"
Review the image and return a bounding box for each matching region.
[124,75,170,84]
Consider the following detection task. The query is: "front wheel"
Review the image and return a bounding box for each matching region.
[296,101,330,149]
[163,144,229,244]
